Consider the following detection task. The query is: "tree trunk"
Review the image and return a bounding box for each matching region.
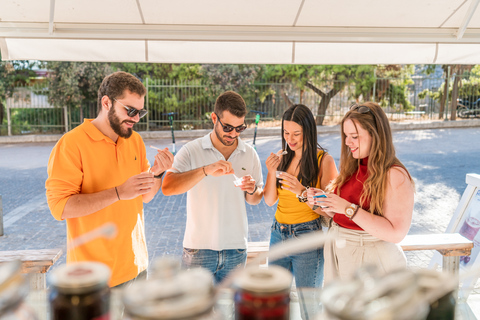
[80,105,84,123]
[280,87,294,109]
[299,89,304,104]
[450,74,460,121]
[305,81,344,126]
[316,94,334,125]
[439,77,449,120]
[0,101,4,127]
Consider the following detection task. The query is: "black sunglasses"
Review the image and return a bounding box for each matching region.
[350,104,371,114]
[114,98,148,119]
[214,112,247,133]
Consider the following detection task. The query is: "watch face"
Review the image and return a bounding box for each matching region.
[346,208,354,216]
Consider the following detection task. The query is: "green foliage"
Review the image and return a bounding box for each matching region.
[418,71,480,104]
[113,64,205,126]
[112,63,203,81]
[202,64,264,98]
[46,61,113,109]
[459,78,480,100]
[372,66,414,109]
[0,60,38,100]
[0,60,39,127]
[417,65,437,76]
[262,64,413,104]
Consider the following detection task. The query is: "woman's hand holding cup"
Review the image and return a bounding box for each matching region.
[307,187,327,207]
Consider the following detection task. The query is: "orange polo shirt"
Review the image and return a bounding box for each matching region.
[46,119,149,287]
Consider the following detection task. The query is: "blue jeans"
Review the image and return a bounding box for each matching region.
[182,248,247,284]
[269,217,324,288]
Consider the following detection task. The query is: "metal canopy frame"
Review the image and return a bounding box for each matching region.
[2,0,480,64]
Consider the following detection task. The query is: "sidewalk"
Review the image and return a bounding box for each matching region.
[0,118,479,144]
[1,121,480,316]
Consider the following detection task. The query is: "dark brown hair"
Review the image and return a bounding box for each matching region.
[214,91,247,118]
[97,71,146,112]
[278,104,325,188]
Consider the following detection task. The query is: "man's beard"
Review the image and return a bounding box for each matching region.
[108,107,134,139]
[214,122,237,146]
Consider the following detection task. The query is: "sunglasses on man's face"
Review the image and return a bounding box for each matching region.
[114,98,148,119]
[214,112,247,133]
[350,104,371,114]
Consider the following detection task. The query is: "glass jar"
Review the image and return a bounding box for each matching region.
[233,266,292,320]
[149,257,181,280]
[0,260,38,320]
[48,261,111,320]
[123,267,217,320]
[320,265,438,320]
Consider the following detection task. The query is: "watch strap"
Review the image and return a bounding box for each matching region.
[296,188,308,202]
[350,205,360,220]
[345,203,357,218]
[246,185,258,195]
[154,171,165,179]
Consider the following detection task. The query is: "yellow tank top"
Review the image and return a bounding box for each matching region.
[275,150,325,224]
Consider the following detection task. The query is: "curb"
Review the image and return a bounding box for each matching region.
[0,119,479,144]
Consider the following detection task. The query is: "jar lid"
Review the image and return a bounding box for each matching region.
[150,257,181,280]
[123,268,214,320]
[233,266,292,294]
[321,267,429,320]
[48,261,111,294]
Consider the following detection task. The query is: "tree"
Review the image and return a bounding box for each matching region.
[0,59,38,129]
[263,65,347,125]
[112,63,205,128]
[112,63,202,82]
[200,64,266,124]
[419,65,479,119]
[46,61,113,120]
[356,65,415,109]
[201,64,264,99]
[449,65,474,120]
[263,65,413,125]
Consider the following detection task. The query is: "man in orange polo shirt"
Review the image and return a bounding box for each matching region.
[46,71,173,287]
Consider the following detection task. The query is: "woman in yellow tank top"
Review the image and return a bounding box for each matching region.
[264,104,338,294]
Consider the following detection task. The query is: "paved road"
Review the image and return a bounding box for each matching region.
[0,127,479,272]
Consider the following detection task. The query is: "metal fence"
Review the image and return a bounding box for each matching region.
[1,74,478,136]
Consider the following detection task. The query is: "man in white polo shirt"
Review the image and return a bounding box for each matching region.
[162,91,264,283]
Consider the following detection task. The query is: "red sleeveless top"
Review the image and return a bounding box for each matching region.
[333,157,371,230]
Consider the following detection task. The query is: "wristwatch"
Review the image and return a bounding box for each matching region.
[154,171,165,179]
[296,188,308,203]
[345,203,359,219]
[246,185,258,195]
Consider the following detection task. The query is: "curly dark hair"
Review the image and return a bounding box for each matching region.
[97,71,146,112]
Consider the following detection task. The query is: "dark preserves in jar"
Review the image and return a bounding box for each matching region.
[48,261,111,320]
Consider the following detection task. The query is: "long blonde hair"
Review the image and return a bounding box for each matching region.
[331,102,413,216]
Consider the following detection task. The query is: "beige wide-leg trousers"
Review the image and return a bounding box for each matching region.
[324,222,407,284]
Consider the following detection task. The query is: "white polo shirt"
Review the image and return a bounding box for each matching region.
[169,133,264,250]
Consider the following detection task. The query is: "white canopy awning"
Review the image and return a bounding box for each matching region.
[2,0,480,64]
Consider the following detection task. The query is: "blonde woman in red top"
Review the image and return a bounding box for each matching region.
[309,102,415,283]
